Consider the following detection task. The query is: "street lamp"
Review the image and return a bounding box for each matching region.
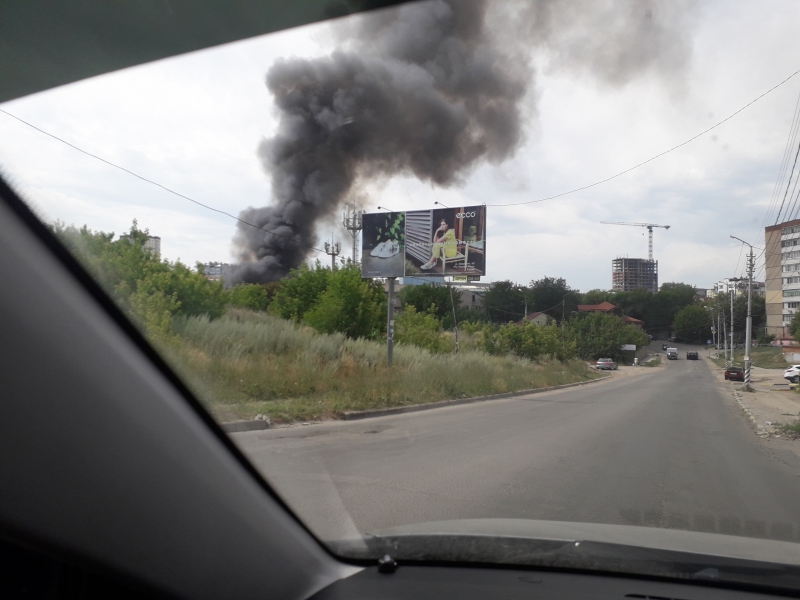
[730,236,754,390]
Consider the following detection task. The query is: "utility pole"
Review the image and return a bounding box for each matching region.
[731,236,755,389]
[723,313,729,367]
[730,287,735,365]
[387,278,395,367]
[324,235,341,271]
[342,206,364,265]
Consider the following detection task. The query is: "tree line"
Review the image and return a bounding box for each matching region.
[57,221,762,365]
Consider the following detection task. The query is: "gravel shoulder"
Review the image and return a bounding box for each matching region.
[706,359,800,448]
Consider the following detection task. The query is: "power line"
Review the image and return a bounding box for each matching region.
[487,66,800,208]
[759,81,800,231]
[775,139,800,224]
[0,108,326,254]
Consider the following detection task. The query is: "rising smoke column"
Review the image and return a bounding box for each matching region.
[233,0,529,282]
[233,0,693,283]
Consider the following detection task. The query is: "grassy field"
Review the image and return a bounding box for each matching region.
[643,356,661,367]
[709,346,787,369]
[162,309,600,423]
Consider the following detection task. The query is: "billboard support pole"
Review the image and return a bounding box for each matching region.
[448,283,459,353]
[387,277,395,367]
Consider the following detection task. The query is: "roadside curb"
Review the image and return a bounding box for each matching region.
[340,374,613,421]
[730,388,772,439]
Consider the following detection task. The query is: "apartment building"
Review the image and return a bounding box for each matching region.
[765,219,800,338]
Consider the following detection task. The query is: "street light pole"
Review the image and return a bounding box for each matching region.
[731,236,755,390]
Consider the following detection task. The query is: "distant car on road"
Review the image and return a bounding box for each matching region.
[666,348,678,360]
[686,351,699,360]
[662,343,669,351]
[784,365,800,384]
[725,366,744,381]
[596,358,618,370]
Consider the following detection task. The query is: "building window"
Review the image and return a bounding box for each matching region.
[782,226,800,235]
[785,290,800,297]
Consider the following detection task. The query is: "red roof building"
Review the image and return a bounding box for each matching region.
[577,302,644,328]
[577,301,622,315]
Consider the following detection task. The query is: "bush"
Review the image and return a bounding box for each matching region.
[304,266,386,339]
[480,321,576,361]
[395,306,455,353]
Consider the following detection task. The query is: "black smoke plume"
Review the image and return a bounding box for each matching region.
[233,0,693,283]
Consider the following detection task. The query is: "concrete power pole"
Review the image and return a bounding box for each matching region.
[324,236,341,271]
[732,236,755,389]
[342,206,364,265]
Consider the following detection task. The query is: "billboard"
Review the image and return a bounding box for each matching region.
[361,205,486,278]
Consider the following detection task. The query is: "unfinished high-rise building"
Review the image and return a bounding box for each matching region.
[612,258,658,294]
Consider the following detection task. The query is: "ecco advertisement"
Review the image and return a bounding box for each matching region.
[361,205,486,278]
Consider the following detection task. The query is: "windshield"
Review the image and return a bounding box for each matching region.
[4,0,800,589]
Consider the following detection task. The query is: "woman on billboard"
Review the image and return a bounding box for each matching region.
[420,218,457,270]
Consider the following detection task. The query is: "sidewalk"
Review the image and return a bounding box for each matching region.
[707,361,800,439]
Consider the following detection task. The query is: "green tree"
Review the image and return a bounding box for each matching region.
[483,280,528,323]
[582,289,614,305]
[613,287,652,321]
[789,311,800,341]
[673,304,713,343]
[399,284,461,324]
[269,262,331,321]
[529,276,580,316]
[228,283,274,311]
[303,266,386,339]
[566,312,649,361]
[53,220,225,332]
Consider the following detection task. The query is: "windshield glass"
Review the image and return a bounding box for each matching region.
[5,0,800,587]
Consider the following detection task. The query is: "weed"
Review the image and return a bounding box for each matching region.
[166,309,599,423]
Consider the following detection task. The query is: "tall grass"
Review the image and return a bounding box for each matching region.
[166,309,598,423]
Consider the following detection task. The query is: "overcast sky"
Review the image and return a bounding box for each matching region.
[2,0,800,292]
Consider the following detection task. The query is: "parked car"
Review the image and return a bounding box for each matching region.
[725,366,744,381]
[596,358,618,370]
[784,365,800,384]
[686,351,699,360]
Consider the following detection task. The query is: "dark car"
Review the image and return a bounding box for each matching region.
[725,366,744,381]
[686,351,699,360]
[662,343,669,350]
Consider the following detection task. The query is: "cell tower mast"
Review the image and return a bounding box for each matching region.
[342,206,364,265]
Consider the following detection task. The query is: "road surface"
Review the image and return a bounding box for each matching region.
[234,345,800,543]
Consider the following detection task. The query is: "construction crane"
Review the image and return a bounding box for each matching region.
[600,222,671,261]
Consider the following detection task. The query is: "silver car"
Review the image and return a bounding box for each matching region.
[596,358,618,370]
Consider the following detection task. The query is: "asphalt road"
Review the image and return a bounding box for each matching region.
[234,345,800,543]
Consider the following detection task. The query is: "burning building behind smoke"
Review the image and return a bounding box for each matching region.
[232,0,693,283]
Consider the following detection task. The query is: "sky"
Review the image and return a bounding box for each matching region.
[1,0,800,292]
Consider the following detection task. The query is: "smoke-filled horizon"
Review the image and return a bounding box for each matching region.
[233,0,694,283]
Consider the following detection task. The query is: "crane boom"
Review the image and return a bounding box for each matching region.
[600,221,671,261]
